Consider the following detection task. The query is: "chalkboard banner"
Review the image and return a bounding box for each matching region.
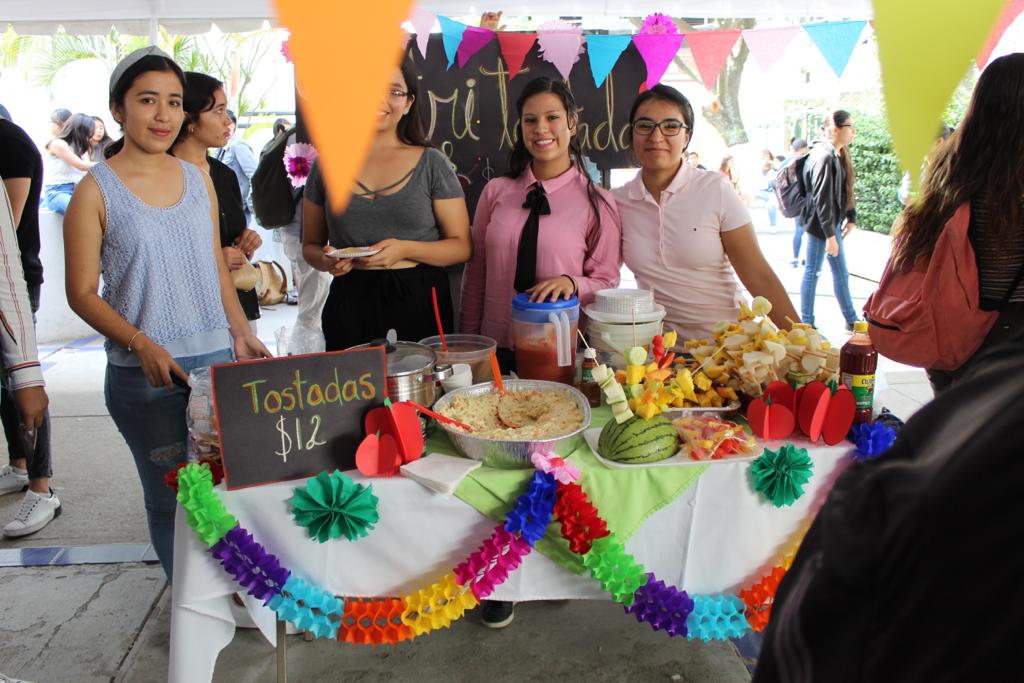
[212,348,387,490]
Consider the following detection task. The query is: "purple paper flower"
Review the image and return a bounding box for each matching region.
[641,13,678,35]
[626,573,694,637]
[209,525,290,602]
[283,142,318,188]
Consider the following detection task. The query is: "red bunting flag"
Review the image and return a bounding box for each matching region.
[741,26,800,73]
[977,0,1024,67]
[497,32,537,79]
[686,29,742,91]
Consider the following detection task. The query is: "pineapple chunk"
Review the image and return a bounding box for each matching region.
[663,330,678,348]
[625,365,645,385]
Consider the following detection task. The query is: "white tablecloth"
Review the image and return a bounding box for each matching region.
[169,441,851,682]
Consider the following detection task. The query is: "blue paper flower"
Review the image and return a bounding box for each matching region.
[268,575,344,640]
[504,471,557,546]
[686,594,750,642]
[849,422,897,460]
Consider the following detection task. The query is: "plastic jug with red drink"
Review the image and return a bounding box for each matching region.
[510,293,579,385]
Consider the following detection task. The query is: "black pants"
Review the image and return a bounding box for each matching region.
[321,265,454,350]
[927,303,1024,394]
[0,282,53,479]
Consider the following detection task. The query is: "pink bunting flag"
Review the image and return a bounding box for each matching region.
[498,33,537,79]
[537,20,585,80]
[978,0,1024,67]
[741,26,800,72]
[686,29,742,91]
[632,33,684,89]
[457,26,496,67]
[410,6,435,59]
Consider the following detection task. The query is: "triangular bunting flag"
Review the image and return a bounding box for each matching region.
[457,26,496,67]
[272,0,414,213]
[632,33,684,89]
[978,0,1024,66]
[741,26,800,72]
[537,21,585,80]
[874,0,1006,188]
[586,34,632,88]
[497,33,537,79]
[803,20,867,78]
[437,15,467,69]
[410,6,435,59]
[686,29,741,91]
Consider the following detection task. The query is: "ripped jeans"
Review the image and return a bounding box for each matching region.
[105,348,233,580]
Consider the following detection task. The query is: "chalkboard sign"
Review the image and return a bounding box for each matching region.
[212,348,387,490]
[409,35,647,215]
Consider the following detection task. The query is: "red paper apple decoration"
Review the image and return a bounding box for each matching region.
[356,432,401,476]
[747,381,797,440]
[363,399,424,465]
[796,381,856,445]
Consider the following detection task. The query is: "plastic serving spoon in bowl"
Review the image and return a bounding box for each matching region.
[489,351,524,429]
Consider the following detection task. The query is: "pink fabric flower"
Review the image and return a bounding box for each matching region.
[281,38,293,63]
[531,449,580,485]
[640,13,678,35]
[283,142,317,188]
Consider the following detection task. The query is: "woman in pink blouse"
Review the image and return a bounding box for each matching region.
[460,77,621,365]
[612,85,798,340]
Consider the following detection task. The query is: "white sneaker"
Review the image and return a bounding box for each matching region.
[3,489,61,538]
[0,465,29,495]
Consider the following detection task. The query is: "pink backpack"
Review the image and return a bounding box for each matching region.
[864,204,1001,371]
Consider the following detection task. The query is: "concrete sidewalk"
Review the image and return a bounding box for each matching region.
[0,225,933,682]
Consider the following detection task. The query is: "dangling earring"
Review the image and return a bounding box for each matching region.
[188,125,195,134]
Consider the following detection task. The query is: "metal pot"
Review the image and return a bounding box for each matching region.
[349,339,452,405]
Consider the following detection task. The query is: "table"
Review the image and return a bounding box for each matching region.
[169,440,851,682]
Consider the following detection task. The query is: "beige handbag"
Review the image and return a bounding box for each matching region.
[255,260,289,306]
[230,262,259,291]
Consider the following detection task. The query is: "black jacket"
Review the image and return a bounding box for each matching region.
[800,140,856,240]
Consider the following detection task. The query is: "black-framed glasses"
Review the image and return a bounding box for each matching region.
[631,118,689,137]
[386,89,412,100]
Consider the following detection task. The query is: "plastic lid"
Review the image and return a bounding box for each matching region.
[583,347,597,359]
[357,340,435,376]
[854,321,868,334]
[511,293,579,312]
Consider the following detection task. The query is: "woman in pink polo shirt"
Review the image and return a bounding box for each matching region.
[612,85,798,340]
[460,77,621,368]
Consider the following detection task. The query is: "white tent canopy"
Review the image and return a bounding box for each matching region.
[3,0,874,35]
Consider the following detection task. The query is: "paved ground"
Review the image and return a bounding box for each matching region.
[0,216,933,683]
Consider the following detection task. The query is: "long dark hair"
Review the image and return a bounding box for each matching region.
[505,77,609,248]
[828,110,857,212]
[893,53,1024,270]
[174,71,224,147]
[105,54,187,159]
[626,84,695,151]
[396,59,429,147]
[56,113,96,158]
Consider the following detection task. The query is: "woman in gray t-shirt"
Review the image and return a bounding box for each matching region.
[302,60,471,350]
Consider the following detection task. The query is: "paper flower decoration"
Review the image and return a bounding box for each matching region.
[751,443,814,507]
[738,566,786,633]
[640,13,678,35]
[504,470,557,546]
[267,575,344,640]
[283,142,318,188]
[176,463,237,546]
[453,525,531,600]
[686,594,750,642]
[626,573,694,637]
[531,449,580,484]
[280,38,292,63]
[583,534,648,605]
[338,598,414,646]
[209,525,291,602]
[553,481,609,554]
[402,572,478,637]
[291,470,379,543]
[849,422,897,460]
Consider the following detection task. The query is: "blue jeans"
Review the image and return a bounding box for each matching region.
[793,215,805,261]
[105,348,233,580]
[756,190,777,227]
[43,183,75,215]
[801,232,858,327]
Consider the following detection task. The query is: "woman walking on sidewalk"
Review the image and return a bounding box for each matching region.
[64,48,269,580]
[799,110,861,331]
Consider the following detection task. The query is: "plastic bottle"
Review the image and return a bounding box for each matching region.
[841,321,878,423]
[578,347,601,408]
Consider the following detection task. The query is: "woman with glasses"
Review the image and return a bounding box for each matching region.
[799,110,861,332]
[302,60,471,350]
[612,85,798,340]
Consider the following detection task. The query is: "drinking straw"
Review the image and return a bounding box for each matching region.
[403,400,473,432]
[431,287,448,351]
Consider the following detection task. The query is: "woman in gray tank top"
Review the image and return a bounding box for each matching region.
[62,48,270,580]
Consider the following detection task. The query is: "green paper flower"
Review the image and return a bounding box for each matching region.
[750,443,814,508]
[291,471,379,543]
[176,463,236,546]
[582,534,647,605]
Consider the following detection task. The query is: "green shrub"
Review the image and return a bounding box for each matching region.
[849,111,902,235]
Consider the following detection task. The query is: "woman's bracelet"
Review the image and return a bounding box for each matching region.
[126,330,145,353]
[562,274,579,296]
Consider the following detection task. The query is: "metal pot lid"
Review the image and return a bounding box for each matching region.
[381,340,436,377]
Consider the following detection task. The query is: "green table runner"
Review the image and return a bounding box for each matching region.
[426,407,708,574]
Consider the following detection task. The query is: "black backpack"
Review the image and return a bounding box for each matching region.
[251,127,301,228]
[772,154,809,219]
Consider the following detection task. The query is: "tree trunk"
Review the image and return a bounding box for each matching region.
[701,19,756,147]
